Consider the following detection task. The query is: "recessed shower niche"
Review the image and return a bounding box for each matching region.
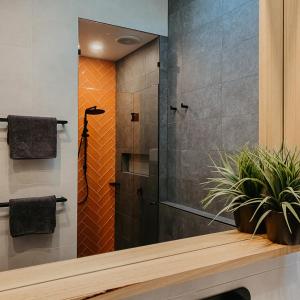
[121,153,150,177]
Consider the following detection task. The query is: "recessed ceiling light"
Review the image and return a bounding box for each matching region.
[116,35,142,45]
[90,42,104,52]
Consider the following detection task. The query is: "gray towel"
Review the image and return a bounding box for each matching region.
[7,115,57,159]
[9,196,56,237]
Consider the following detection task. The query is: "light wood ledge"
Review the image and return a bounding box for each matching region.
[0,230,299,300]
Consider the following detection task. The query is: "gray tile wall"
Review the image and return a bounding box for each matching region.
[159,203,234,241]
[159,0,259,241]
[159,36,169,204]
[116,39,160,250]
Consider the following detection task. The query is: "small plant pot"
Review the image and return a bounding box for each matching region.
[234,204,266,234]
[266,211,300,245]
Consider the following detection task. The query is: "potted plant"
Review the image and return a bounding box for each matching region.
[202,147,266,234]
[247,148,300,245]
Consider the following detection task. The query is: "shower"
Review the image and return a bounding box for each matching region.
[77,19,160,256]
[78,106,105,204]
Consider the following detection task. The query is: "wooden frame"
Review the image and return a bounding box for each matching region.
[284,0,300,148]
[259,0,284,149]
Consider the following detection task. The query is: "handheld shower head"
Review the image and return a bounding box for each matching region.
[85,106,105,115]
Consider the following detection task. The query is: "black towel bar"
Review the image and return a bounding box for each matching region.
[0,117,68,125]
[0,197,67,208]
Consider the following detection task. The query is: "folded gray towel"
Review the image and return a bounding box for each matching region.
[9,196,56,237]
[7,115,57,159]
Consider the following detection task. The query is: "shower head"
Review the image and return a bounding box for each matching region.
[85,106,105,115]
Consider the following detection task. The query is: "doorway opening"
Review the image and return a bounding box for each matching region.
[78,18,160,257]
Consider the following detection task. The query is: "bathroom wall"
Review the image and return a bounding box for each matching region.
[0,0,167,270]
[78,57,116,257]
[116,39,160,249]
[160,0,259,241]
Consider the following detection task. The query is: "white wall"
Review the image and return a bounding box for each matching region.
[0,0,168,271]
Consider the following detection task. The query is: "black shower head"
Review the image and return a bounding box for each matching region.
[85,106,105,115]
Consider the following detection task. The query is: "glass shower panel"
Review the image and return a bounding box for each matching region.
[115,38,160,250]
[115,91,135,250]
[133,85,159,246]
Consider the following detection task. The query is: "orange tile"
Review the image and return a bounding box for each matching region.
[78,57,116,257]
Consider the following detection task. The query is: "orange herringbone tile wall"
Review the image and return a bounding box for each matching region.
[78,56,116,257]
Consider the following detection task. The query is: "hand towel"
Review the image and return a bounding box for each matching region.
[9,195,56,237]
[7,115,57,159]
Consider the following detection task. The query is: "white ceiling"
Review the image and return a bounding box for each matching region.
[78,18,158,61]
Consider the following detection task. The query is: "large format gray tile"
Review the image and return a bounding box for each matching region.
[159,36,168,72]
[180,150,203,181]
[188,117,222,151]
[145,39,159,73]
[134,87,158,125]
[222,0,259,49]
[116,92,133,149]
[168,33,182,68]
[167,150,181,180]
[222,0,254,14]
[169,9,182,37]
[181,0,222,34]
[146,70,159,87]
[169,0,195,15]
[169,0,182,16]
[117,74,147,93]
[116,171,134,195]
[116,191,140,219]
[222,113,258,151]
[182,47,222,92]
[159,85,168,127]
[168,66,181,99]
[159,204,234,242]
[134,174,158,201]
[163,0,259,235]
[168,11,182,68]
[133,87,158,154]
[176,179,206,209]
[133,121,158,154]
[222,36,258,82]
[222,75,258,117]
[167,118,189,151]
[182,84,222,120]
[182,19,222,63]
[116,33,159,249]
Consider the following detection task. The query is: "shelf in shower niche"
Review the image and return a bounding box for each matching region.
[121,153,149,176]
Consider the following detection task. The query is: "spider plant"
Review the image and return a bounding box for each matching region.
[202,146,265,232]
[247,147,300,237]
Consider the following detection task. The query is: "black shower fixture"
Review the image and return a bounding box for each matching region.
[85,106,105,115]
[181,103,189,109]
[78,106,105,204]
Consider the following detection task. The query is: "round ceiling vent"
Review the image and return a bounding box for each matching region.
[116,35,142,45]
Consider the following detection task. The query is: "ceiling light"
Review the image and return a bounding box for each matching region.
[90,42,104,52]
[116,35,142,45]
